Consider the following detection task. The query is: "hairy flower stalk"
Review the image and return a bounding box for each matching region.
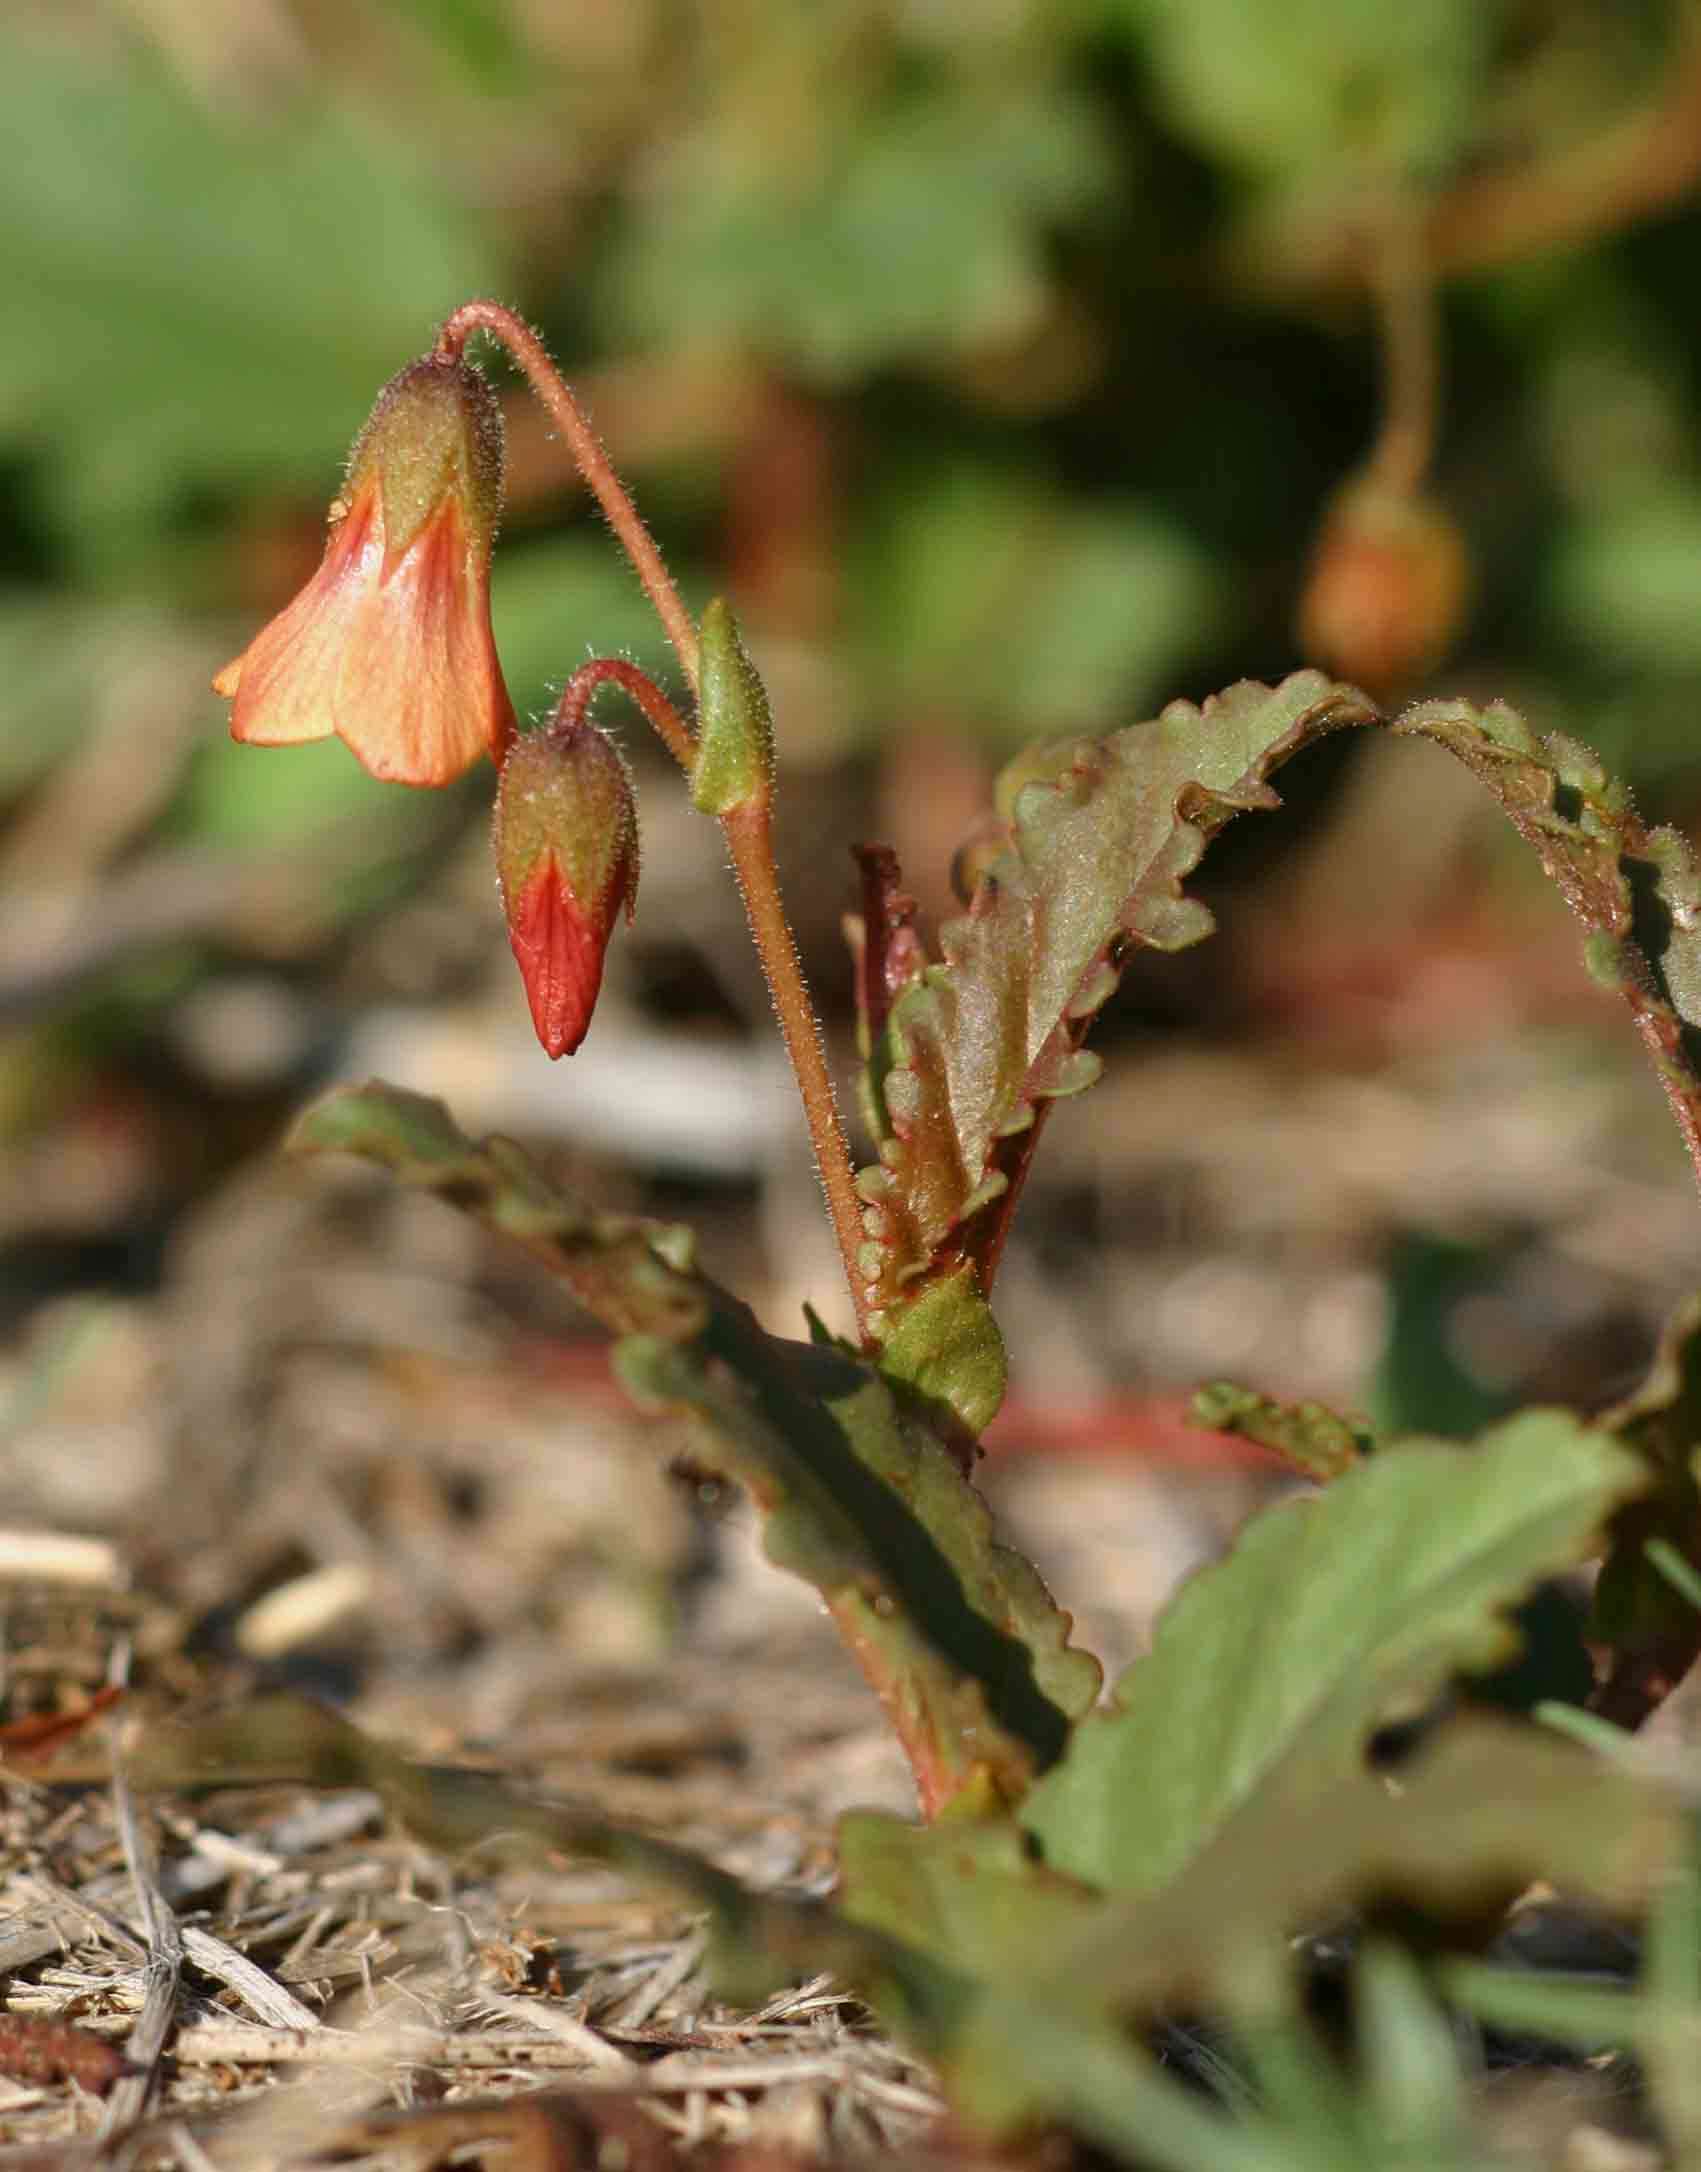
[494,692,640,1058]
[215,355,515,784]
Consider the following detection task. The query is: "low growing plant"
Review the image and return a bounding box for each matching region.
[187,301,1701,2165]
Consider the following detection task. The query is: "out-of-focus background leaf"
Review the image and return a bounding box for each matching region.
[5,0,1701,1861]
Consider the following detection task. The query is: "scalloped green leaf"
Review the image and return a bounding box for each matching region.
[856,672,1374,1328]
[1191,1381,1372,1479]
[830,1714,1674,2141]
[951,1717,1676,2137]
[1021,1410,1646,1896]
[617,1314,1099,1815]
[878,1266,1008,1442]
[293,1080,1099,1817]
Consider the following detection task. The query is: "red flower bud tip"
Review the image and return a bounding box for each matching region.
[493,719,639,1058]
[1297,477,1471,700]
[214,356,515,786]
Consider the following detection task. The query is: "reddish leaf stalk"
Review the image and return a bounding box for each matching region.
[434,301,702,696]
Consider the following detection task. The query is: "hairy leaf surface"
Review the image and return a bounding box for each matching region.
[856,672,1373,1326]
[1190,1381,1371,1479]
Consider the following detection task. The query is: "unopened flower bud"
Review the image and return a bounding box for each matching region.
[493,716,639,1058]
[215,355,515,785]
[1297,478,1470,699]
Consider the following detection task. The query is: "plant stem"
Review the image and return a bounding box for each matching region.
[723,800,872,1345]
[552,657,696,775]
[549,658,868,1332]
[1365,196,1438,500]
[438,306,868,1336]
[435,301,701,694]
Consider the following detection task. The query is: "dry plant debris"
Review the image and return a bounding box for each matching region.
[0,1574,942,2167]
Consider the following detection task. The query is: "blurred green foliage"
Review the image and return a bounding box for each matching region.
[4,0,1700,787]
[4,0,1701,1071]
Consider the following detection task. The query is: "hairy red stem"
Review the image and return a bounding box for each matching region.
[552,657,695,775]
[435,302,701,695]
[723,801,872,1345]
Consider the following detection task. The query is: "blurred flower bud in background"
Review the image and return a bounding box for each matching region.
[1298,477,1471,701]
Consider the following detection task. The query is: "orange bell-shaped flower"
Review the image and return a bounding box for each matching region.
[493,711,640,1057]
[215,356,515,785]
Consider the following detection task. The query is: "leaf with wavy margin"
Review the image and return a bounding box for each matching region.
[854,672,1374,1328]
[1392,698,1701,1189]
[1020,1410,1645,1897]
[616,1319,1099,1813]
[290,1081,1099,1815]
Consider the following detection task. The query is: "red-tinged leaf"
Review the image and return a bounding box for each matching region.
[846,843,926,1145]
[855,672,1374,1328]
[1392,698,1701,1182]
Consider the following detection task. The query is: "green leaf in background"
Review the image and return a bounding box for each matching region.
[603,76,1109,378]
[857,672,1373,1328]
[1020,1411,1646,1895]
[1022,1717,1668,2021]
[836,1712,1673,2147]
[0,32,501,580]
[1121,0,1491,182]
[1550,489,1701,675]
[0,601,176,795]
[854,462,1219,738]
[171,733,447,854]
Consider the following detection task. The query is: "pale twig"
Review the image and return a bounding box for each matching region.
[475,1993,636,2075]
[170,2022,628,2070]
[175,1926,320,2033]
[100,1771,182,2138]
